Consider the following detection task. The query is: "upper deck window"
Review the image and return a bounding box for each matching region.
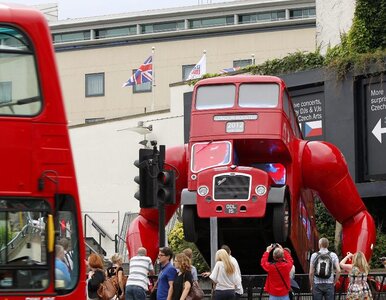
[0,26,41,116]
[239,83,279,108]
[196,84,235,110]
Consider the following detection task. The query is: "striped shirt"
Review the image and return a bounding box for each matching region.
[127,255,154,290]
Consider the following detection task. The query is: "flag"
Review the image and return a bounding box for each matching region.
[304,120,323,137]
[187,53,206,80]
[122,55,153,87]
[220,67,240,74]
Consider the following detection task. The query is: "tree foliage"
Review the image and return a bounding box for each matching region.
[168,221,210,273]
[347,0,386,53]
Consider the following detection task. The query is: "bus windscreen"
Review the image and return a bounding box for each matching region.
[0,26,41,116]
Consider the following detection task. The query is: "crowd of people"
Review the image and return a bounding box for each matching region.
[65,237,382,300]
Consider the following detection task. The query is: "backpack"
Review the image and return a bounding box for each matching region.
[313,251,333,279]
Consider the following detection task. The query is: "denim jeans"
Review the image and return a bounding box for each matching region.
[214,289,236,300]
[125,284,146,300]
[269,295,289,300]
[313,283,335,300]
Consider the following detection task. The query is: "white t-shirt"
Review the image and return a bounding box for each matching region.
[209,261,241,291]
[230,255,243,295]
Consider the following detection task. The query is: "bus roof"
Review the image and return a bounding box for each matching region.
[195,75,285,86]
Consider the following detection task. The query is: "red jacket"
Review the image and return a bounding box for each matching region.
[261,249,293,296]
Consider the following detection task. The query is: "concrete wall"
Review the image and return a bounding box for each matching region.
[316,0,356,53]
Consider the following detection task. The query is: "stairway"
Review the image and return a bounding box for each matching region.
[85,237,106,257]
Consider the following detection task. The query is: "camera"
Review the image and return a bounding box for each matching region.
[272,243,278,248]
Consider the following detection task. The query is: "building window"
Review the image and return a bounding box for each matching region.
[233,59,252,68]
[141,21,185,34]
[53,31,91,43]
[290,7,316,19]
[0,81,12,104]
[182,64,195,81]
[132,70,152,93]
[239,10,285,24]
[96,26,137,38]
[189,16,234,29]
[85,73,105,97]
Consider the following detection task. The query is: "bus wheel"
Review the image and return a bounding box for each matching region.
[272,198,290,243]
[183,205,198,242]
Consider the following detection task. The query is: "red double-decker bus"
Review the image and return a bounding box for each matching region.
[0,4,86,299]
[127,75,375,275]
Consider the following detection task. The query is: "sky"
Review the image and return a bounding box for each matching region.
[3,0,235,19]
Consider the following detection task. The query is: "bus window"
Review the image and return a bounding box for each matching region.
[191,141,232,172]
[239,83,279,108]
[283,91,290,117]
[0,26,41,116]
[0,198,49,290]
[196,84,235,110]
[55,195,80,292]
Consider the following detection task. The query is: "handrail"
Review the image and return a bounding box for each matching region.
[84,214,115,254]
[114,234,126,254]
[84,213,114,241]
[0,223,41,260]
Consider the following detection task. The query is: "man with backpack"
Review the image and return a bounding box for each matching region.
[309,237,341,300]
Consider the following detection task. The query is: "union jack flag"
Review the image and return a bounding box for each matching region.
[220,67,240,74]
[122,56,153,87]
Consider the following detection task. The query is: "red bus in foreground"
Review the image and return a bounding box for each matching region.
[0,4,86,299]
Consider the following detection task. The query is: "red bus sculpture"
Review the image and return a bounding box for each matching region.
[0,4,86,298]
[127,75,376,273]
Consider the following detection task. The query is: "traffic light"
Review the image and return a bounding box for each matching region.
[157,170,176,205]
[134,148,157,208]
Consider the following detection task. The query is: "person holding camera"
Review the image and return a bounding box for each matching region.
[261,243,293,300]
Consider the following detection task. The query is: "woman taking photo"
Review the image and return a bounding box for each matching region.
[171,253,193,300]
[209,249,241,300]
[340,251,373,300]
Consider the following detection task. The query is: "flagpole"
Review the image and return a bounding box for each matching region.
[151,46,155,112]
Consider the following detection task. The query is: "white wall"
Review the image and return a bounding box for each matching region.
[70,84,192,256]
[316,0,356,54]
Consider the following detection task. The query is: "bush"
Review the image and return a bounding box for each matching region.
[168,221,209,273]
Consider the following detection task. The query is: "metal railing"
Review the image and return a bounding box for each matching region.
[147,273,386,300]
[84,213,115,254]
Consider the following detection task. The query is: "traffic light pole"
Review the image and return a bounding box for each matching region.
[158,199,166,248]
[155,144,166,248]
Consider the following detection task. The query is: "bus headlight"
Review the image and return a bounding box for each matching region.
[255,185,267,196]
[198,185,209,196]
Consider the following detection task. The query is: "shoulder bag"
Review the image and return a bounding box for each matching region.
[183,273,204,300]
[97,277,118,300]
[273,263,294,300]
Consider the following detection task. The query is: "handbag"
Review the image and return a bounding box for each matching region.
[97,277,118,300]
[273,263,294,300]
[186,281,204,300]
[149,288,157,300]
